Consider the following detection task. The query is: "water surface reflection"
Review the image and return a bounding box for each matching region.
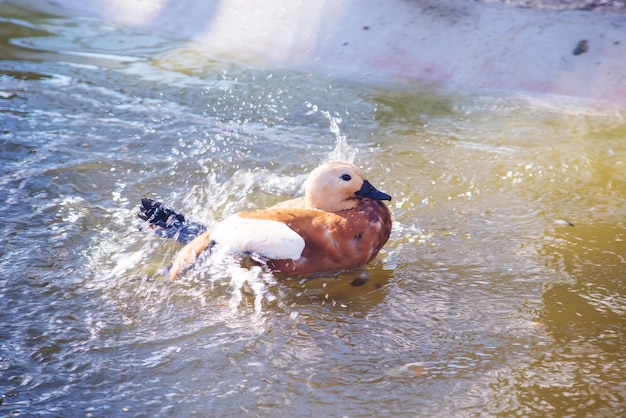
[1,4,625,416]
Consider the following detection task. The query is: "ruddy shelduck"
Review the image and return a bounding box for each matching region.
[139,161,392,280]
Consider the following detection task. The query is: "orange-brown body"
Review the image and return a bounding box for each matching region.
[244,199,391,275]
[167,162,392,280]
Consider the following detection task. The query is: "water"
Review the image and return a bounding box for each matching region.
[1,4,625,417]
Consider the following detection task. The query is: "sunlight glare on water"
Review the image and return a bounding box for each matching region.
[0,4,625,416]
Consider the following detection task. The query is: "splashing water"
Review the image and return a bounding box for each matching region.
[322,110,357,163]
[80,103,365,328]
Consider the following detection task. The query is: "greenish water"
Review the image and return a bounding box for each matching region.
[1,4,625,417]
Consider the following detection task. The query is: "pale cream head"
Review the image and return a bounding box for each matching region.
[303,161,391,212]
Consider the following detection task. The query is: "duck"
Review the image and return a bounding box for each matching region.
[139,161,392,280]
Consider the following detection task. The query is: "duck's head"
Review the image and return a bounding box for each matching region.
[304,161,391,211]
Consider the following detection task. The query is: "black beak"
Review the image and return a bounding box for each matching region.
[355,180,391,201]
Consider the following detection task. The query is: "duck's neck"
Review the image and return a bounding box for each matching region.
[305,195,359,212]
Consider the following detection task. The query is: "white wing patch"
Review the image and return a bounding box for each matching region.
[210,215,305,260]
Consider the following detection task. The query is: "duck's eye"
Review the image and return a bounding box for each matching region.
[341,174,352,181]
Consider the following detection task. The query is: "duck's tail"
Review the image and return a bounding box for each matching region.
[138,198,208,244]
